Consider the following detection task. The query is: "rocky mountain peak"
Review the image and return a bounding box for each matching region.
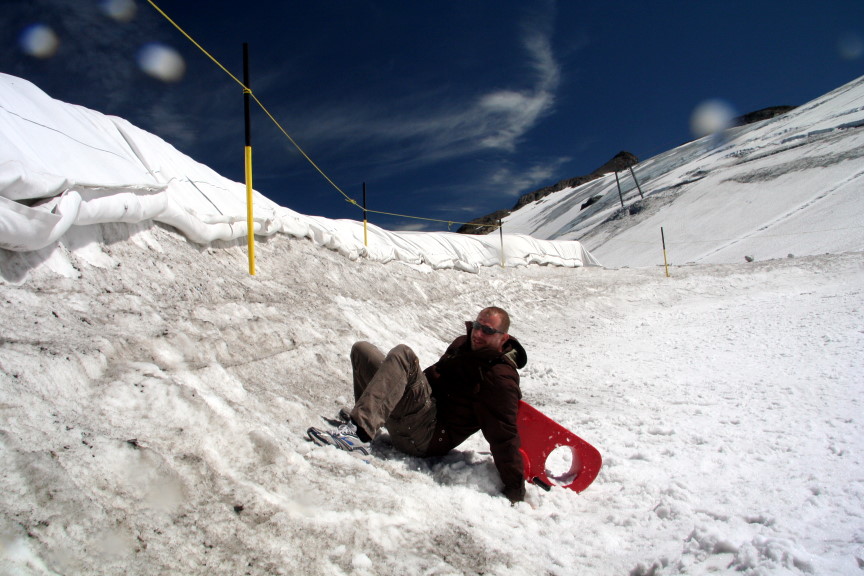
[457,151,638,235]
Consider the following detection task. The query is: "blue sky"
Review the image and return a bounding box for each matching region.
[3,1,863,231]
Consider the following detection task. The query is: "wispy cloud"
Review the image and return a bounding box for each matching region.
[280,7,562,176]
[475,28,560,151]
[486,156,572,199]
[6,0,566,213]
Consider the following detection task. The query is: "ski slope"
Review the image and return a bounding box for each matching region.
[504,75,864,267]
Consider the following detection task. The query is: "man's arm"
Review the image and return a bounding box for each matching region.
[476,367,525,502]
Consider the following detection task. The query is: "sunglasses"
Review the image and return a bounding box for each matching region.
[472,321,506,336]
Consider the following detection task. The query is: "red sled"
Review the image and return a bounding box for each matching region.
[517,400,602,493]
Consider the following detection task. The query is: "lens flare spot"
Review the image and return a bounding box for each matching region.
[101,0,138,22]
[837,33,863,61]
[19,24,60,59]
[690,99,737,138]
[137,43,186,82]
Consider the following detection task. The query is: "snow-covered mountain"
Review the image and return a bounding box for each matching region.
[1,73,863,575]
[505,75,864,267]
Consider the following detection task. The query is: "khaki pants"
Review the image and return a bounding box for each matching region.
[350,341,436,456]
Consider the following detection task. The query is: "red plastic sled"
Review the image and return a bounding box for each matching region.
[517,400,602,493]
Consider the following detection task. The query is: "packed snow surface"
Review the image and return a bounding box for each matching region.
[1,230,863,575]
[1,72,863,575]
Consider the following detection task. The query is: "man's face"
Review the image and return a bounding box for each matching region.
[470,312,510,352]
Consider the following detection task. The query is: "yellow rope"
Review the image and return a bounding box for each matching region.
[364,207,476,228]
[145,0,244,88]
[248,92,355,203]
[145,0,486,230]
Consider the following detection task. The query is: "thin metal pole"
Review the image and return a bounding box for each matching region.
[629,165,644,199]
[362,182,368,247]
[661,227,670,277]
[243,42,255,275]
[614,171,624,208]
[243,44,251,148]
[499,219,505,268]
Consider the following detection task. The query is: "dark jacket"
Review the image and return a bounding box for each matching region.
[423,322,528,502]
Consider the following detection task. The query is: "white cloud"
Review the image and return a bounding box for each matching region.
[284,10,562,175]
[456,29,560,153]
[487,156,571,198]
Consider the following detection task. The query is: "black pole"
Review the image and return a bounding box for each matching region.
[362,182,368,246]
[629,165,644,199]
[243,43,251,146]
[661,226,670,277]
[614,171,624,208]
[499,219,505,268]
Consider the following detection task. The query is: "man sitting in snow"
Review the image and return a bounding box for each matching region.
[308,307,528,503]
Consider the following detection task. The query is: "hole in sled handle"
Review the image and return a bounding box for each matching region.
[517,400,602,493]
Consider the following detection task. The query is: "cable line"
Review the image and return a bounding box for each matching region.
[145,0,244,88]
[145,0,481,230]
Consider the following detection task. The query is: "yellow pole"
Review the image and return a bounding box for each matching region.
[245,145,255,275]
[243,43,255,275]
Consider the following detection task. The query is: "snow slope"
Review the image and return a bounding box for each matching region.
[504,75,864,268]
[0,72,863,575]
[1,227,862,575]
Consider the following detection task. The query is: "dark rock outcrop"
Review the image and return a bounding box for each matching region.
[734,106,797,126]
[458,151,638,234]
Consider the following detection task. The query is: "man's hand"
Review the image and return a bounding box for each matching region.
[502,483,525,504]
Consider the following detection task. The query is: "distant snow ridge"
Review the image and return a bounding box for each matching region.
[0,73,597,272]
[503,74,864,267]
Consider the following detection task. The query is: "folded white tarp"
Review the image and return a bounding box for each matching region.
[0,73,600,269]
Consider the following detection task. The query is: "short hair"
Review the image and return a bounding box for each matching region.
[480,306,510,333]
